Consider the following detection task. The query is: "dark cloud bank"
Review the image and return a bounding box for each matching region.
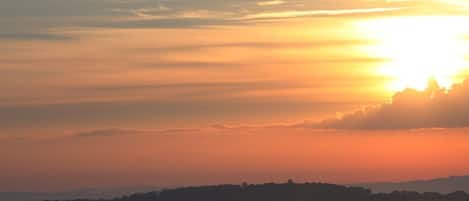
[315,78,469,130]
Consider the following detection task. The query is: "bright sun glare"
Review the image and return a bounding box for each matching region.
[358,16,469,91]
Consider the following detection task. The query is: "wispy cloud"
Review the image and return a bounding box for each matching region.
[74,129,146,138]
[240,7,408,20]
[0,0,418,40]
[132,39,372,54]
[0,32,76,41]
[257,0,286,6]
[73,128,199,138]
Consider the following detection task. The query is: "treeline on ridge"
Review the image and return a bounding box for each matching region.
[45,181,469,201]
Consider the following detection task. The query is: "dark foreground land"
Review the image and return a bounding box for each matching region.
[46,182,469,201]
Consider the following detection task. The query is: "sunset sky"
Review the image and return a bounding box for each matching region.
[2,0,469,192]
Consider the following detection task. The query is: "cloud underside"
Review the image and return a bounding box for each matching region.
[316,79,469,130]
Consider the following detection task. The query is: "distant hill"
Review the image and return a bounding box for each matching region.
[355,176,469,193]
[0,186,158,201]
[45,181,469,201]
[7,176,469,201]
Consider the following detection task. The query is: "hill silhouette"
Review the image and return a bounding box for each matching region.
[45,181,469,201]
[356,175,469,193]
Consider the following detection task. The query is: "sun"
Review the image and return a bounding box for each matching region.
[357,16,469,91]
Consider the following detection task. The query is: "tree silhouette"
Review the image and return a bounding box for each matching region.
[44,182,469,201]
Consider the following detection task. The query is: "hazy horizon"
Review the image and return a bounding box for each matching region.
[2,0,469,193]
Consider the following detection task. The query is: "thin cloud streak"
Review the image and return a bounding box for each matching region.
[257,0,287,6]
[239,7,408,20]
[132,40,373,53]
[73,128,199,138]
[0,32,76,41]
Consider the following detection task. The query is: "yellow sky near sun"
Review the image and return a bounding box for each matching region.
[356,16,469,91]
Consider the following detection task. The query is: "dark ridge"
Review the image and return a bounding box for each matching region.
[45,181,469,201]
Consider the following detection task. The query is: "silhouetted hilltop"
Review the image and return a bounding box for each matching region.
[356,175,469,193]
[45,181,469,201]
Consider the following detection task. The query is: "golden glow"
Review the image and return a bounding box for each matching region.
[358,16,469,91]
[440,0,469,8]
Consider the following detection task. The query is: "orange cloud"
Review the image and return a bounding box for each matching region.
[315,78,469,129]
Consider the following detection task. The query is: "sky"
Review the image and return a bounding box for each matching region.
[2,0,469,192]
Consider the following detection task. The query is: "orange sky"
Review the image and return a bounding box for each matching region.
[2,0,469,192]
[3,127,469,192]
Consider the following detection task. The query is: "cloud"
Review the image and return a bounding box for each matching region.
[239,7,407,20]
[314,78,469,130]
[132,40,372,53]
[0,0,416,40]
[257,0,286,6]
[73,128,199,138]
[0,95,350,133]
[73,129,146,138]
[84,18,243,29]
[71,81,310,94]
[0,32,76,41]
[1,0,465,41]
